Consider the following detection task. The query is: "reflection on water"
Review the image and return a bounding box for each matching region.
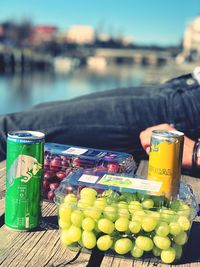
[0,64,195,115]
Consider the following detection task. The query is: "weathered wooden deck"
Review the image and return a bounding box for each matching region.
[0,160,199,267]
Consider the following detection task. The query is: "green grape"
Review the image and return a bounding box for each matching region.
[177,216,191,231]
[84,206,101,220]
[161,247,176,264]
[132,210,146,223]
[173,231,188,245]
[80,197,95,206]
[82,217,95,231]
[153,235,171,250]
[142,199,154,209]
[142,217,158,232]
[118,208,130,219]
[80,187,97,199]
[115,217,129,232]
[128,201,143,214]
[111,202,118,209]
[170,200,183,211]
[103,206,118,222]
[60,229,73,245]
[98,218,115,234]
[155,222,170,237]
[103,189,120,204]
[152,245,161,257]
[114,238,133,255]
[169,222,182,236]
[64,194,77,206]
[77,198,94,211]
[97,235,113,251]
[177,203,191,217]
[172,243,183,260]
[129,219,141,234]
[59,204,72,222]
[118,201,128,209]
[82,230,96,249]
[67,225,82,242]
[131,245,144,258]
[148,211,160,220]
[135,236,154,252]
[59,219,71,230]
[93,198,107,211]
[77,199,91,210]
[160,209,176,223]
[70,210,84,227]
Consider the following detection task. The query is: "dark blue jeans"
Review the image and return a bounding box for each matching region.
[0,73,200,161]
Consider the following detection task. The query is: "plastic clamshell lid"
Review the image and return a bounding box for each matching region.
[45,142,134,161]
[54,169,198,219]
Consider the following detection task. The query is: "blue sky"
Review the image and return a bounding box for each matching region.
[1,0,199,46]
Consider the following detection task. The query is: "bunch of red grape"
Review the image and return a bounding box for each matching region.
[58,187,193,264]
[43,152,122,201]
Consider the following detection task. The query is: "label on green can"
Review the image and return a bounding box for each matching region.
[5,131,45,230]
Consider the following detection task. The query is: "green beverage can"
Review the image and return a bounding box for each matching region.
[5,130,45,230]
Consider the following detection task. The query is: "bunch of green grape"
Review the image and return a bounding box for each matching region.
[58,187,192,264]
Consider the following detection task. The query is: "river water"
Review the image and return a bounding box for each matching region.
[0,64,195,115]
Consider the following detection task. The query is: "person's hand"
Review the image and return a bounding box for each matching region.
[140,123,175,153]
[139,123,195,169]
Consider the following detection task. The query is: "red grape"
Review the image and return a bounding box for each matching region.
[50,156,62,171]
[61,160,70,167]
[107,163,119,173]
[44,158,51,166]
[56,171,66,180]
[50,182,59,191]
[60,155,70,161]
[71,157,82,168]
[44,170,56,180]
[48,190,55,201]
[43,180,50,191]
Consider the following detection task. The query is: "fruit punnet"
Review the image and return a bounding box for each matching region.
[56,184,197,264]
[43,142,136,201]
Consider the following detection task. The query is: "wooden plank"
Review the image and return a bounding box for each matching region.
[0,160,6,171]
[0,161,6,220]
[0,161,6,201]
[0,199,5,219]
[0,201,80,267]
[0,160,199,267]
[0,159,90,266]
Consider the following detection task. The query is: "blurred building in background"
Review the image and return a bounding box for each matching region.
[30,25,58,46]
[182,15,200,61]
[66,25,94,44]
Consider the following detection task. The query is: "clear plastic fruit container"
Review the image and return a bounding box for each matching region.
[43,143,136,201]
[54,169,198,264]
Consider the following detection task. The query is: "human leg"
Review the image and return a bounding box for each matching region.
[0,87,171,161]
[166,72,200,90]
[32,84,163,110]
[0,75,199,161]
[33,72,199,111]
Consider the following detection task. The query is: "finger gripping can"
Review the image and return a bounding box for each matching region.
[147,130,184,199]
[5,131,45,230]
